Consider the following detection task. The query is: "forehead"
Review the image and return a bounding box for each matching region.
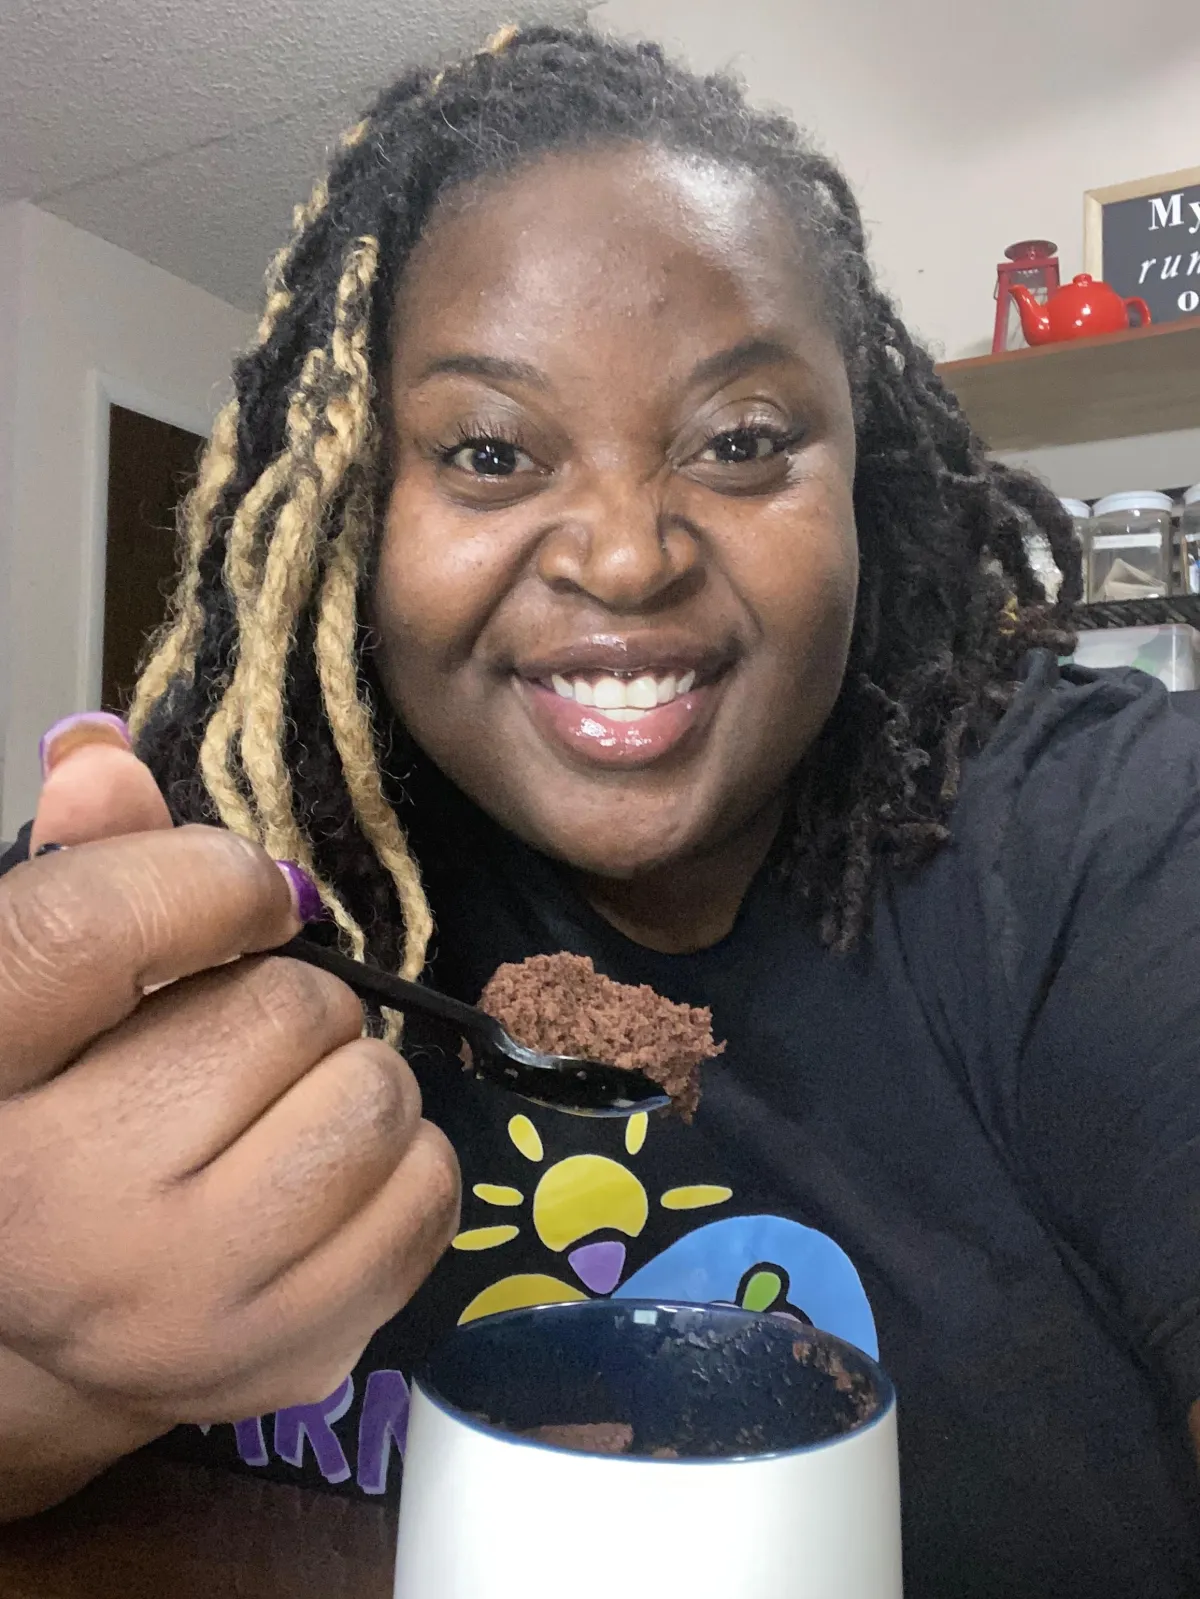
[391,144,833,370]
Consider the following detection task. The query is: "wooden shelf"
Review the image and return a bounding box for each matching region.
[936,317,1200,452]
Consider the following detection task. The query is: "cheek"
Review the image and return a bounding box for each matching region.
[729,478,858,674]
[372,484,499,673]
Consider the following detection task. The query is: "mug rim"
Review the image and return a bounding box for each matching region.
[414,1298,897,1465]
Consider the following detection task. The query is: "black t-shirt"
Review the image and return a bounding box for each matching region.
[6,653,1200,1595]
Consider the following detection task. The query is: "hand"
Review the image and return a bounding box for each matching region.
[0,716,460,1512]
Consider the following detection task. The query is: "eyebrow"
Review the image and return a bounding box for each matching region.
[414,337,802,395]
[686,338,800,390]
[415,353,551,390]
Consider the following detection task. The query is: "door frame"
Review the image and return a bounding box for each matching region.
[80,371,212,708]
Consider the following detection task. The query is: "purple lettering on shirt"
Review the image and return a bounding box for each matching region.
[234,1415,270,1468]
[272,1377,354,1484]
[355,1369,411,1494]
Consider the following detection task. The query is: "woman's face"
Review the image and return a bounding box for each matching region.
[374,144,858,880]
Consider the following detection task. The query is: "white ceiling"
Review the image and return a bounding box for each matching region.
[3,0,1198,314]
[0,0,582,310]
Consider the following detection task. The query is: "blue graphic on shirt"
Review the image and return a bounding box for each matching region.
[614,1214,878,1358]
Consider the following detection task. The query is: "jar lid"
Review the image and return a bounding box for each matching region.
[1184,483,1200,507]
[1059,497,1090,518]
[1092,490,1175,516]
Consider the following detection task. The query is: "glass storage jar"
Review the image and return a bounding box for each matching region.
[1180,483,1200,596]
[1024,498,1088,602]
[1086,491,1174,603]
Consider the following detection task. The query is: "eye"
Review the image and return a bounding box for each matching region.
[700,426,792,465]
[442,437,536,478]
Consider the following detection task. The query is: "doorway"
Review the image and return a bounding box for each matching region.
[102,404,203,714]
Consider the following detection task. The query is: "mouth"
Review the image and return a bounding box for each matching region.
[513,635,737,770]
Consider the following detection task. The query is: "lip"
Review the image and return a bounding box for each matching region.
[517,675,727,770]
[515,631,737,683]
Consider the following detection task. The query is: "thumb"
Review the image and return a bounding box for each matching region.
[31,713,174,852]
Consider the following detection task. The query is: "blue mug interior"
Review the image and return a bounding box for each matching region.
[419,1299,894,1460]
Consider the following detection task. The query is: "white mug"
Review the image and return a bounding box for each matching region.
[394,1299,901,1598]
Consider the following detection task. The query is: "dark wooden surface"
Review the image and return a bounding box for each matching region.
[0,1454,397,1598]
[102,404,202,715]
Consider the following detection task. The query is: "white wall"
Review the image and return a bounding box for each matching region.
[0,202,254,838]
[996,428,1200,502]
[601,0,1200,362]
[0,205,23,816]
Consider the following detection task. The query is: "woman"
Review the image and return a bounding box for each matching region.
[1,23,1198,1594]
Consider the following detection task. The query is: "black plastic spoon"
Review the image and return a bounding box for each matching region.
[277,937,671,1117]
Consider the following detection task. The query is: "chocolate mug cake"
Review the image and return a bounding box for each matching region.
[477,952,722,1119]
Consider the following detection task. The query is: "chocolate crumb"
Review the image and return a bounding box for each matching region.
[477,953,722,1119]
[523,1421,634,1455]
[796,1339,881,1427]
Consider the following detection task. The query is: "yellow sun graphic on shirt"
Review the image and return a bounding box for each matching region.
[451,1112,732,1324]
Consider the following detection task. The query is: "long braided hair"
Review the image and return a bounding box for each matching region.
[132,22,1080,1005]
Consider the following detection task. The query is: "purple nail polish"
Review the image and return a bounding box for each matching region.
[33,842,67,858]
[39,711,132,778]
[276,860,329,924]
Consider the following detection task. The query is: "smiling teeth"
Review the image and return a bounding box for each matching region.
[549,670,696,712]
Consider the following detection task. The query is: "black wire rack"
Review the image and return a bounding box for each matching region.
[1072,596,1200,631]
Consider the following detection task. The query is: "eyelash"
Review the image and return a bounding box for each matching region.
[436,419,802,475]
[437,420,532,464]
[699,422,801,462]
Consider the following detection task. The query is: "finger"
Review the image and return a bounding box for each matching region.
[194,1120,460,1419]
[263,1118,460,1348]
[0,828,311,1092]
[189,1036,425,1282]
[30,714,172,852]
[46,955,367,1175]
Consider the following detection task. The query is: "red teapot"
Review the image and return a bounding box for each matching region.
[1009,273,1151,345]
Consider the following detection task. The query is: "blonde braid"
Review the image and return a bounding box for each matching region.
[482,22,520,54]
[256,174,335,344]
[197,355,325,841]
[431,21,519,91]
[255,90,376,345]
[340,117,371,150]
[235,350,329,851]
[128,398,239,737]
[218,356,374,958]
[197,699,256,838]
[206,242,383,959]
[223,452,292,612]
[316,478,434,983]
[313,238,433,997]
[133,135,357,735]
[257,197,317,345]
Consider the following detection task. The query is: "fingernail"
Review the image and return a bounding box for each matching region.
[33,842,67,857]
[275,861,330,924]
[40,712,132,778]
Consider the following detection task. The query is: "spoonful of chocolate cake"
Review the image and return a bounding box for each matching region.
[277,942,720,1117]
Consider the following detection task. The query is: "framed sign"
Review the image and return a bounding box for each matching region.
[1084,165,1200,326]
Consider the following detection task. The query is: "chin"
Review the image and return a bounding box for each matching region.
[546,838,675,881]
[517,799,723,882]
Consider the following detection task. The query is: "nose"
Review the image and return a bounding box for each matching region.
[535,470,700,611]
